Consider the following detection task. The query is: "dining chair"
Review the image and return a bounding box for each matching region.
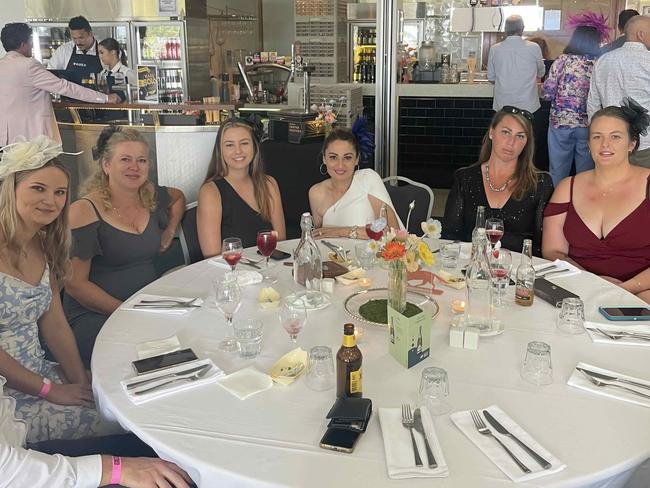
[382,176,434,234]
[178,201,204,265]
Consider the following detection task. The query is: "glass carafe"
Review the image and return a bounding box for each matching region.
[465,228,493,332]
[293,212,323,290]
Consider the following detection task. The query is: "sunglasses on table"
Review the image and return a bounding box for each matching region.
[501,106,534,122]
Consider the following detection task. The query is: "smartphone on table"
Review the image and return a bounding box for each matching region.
[598,306,650,321]
[257,249,291,260]
[131,348,199,374]
[319,428,361,454]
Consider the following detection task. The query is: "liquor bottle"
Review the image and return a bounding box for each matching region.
[336,323,362,398]
[360,53,368,83]
[369,54,375,83]
[293,212,323,289]
[515,239,535,306]
[354,62,361,83]
[471,205,486,247]
[465,227,493,331]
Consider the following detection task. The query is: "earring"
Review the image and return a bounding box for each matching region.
[319,163,328,175]
[354,163,360,171]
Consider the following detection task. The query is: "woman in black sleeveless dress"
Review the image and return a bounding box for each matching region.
[197,118,286,257]
[63,127,185,367]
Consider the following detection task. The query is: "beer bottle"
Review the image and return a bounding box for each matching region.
[336,323,362,398]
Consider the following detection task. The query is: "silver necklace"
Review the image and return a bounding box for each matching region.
[485,163,514,192]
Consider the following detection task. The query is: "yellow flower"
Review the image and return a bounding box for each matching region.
[418,241,435,266]
[405,250,419,272]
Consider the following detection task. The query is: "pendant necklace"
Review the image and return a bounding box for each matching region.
[113,206,140,233]
[485,163,514,192]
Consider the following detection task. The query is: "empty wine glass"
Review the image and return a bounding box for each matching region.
[489,248,512,307]
[279,297,307,344]
[214,275,242,352]
[222,237,243,272]
[257,230,277,280]
[485,218,504,251]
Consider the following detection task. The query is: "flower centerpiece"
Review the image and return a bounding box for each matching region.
[310,96,345,134]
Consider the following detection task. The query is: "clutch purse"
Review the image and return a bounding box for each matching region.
[325,397,372,432]
[534,278,579,306]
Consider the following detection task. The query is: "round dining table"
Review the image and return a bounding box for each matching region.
[92,238,650,488]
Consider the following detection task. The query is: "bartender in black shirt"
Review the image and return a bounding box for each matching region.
[49,16,102,83]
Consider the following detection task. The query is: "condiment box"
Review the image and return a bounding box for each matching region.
[388,305,430,368]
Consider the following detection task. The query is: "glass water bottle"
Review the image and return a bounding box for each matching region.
[515,239,535,306]
[465,228,493,331]
[293,212,323,290]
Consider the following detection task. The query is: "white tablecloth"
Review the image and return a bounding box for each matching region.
[92,239,650,488]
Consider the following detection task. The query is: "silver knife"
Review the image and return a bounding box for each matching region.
[534,263,557,274]
[576,367,650,391]
[127,364,209,390]
[322,240,348,262]
[537,268,570,279]
[240,259,262,270]
[133,303,201,309]
[413,408,437,468]
[482,410,552,470]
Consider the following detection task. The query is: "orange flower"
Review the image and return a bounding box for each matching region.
[381,241,407,261]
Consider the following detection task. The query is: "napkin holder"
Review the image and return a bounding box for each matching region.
[534,278,579,306]
[388,305,430,369]
[326,397,373,432]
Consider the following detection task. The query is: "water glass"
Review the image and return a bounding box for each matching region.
[214,275,242,352]
[279,297,307,343]
[521,341,553,385]
[419,367,450,415]
[355,242,376,270]
[489,248,512,308]
[233,319,263,359]
[306,346,335,391]
[556,298,585,334]
[440,243,460,271]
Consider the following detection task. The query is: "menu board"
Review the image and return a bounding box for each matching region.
[137,65,159,103]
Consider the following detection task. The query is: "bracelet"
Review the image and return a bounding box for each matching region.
[38,378,51,398]
[348,225,358,239]
[110,456,122,485]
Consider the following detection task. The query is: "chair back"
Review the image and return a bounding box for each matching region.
[382,176,434,234]
[178,202,204,265]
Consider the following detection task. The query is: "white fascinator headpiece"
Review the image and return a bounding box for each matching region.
[0,135,82,180]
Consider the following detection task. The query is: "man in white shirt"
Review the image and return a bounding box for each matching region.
[487,15,546,113]
[48,16,103,81]
[587,15,650,167]
[0,377,192,488]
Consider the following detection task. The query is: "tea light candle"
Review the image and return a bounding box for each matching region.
[451,299,465,314]
[358,277,372,288]
[354,325,365,343]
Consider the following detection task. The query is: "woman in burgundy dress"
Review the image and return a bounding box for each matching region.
[542,98,650,303]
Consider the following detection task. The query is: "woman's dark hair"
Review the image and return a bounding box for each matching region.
[69,16,92,32]
[99,37,127,66]
[0,22,32,52]
[564,26,601,57]
[322,127,360,158]
[590,98,650,152]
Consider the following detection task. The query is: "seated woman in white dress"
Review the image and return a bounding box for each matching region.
[309,127,402,239]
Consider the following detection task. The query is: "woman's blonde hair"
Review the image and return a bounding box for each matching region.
[477,109,539,200]
[84,126,156,211]
[0,159,71,284]
[205,118,273,221]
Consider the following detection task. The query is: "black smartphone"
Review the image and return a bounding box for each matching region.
[598,306,650,321]
[132,348,199,375]
[257,249,291,260]
[319,428,361,453]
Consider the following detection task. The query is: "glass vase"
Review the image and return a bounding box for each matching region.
[388,260,407,314]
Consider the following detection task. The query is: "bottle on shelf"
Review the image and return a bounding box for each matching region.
[293,212,323,289]
[465,227,493,331]
[515,239,535,306]
[336,323,363,398]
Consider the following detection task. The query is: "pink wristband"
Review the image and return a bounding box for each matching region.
[111,456,122,485]
[38,378,51,398]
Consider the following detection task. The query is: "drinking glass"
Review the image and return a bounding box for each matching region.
[279,297,307,343]
[233,319,263,358]
[489,248,512,307]
[365,217,384,241]
[222,237,243,272]
[306,346,335,391]
[521,341,553,385]
[257,230,277,280]
[214,276,242,352]
[440,242,460,272]
[355,242,376,270]
[485,218,504,251]
[419,367,450,415]
[556,297,585,334]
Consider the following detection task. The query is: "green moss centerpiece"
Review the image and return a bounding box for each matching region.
[358,299,422,325]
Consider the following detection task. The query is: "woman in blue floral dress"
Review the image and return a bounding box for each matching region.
[543,25,602,186]
[0,137,120,443]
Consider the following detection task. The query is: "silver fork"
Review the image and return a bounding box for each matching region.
[401,404,423,467]
[593,328,650,341]
[470,410,531,473]
[579,370,650,400]
[134,366,212,395]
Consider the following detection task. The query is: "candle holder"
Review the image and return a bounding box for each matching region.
[358,277,372,288]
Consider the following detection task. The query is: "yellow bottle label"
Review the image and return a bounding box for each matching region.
[342,334,356,347]
[349,368,362,394]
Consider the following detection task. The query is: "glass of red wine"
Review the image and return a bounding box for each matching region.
[489,248,512,307]
[222,237,243,272]
[485,218,504,251]
[365,218,384,241]
[256,230,277,280]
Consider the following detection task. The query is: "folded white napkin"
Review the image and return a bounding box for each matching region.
[534,259,581,278]
[335,267,365,285]
[217,366,273,400]
[378,407,448,479]
[567,362,650,408]
[584,320,650,347]
[135,335,181,360]
[208,260,263,287]
[450,405,566,482]
[121,294,204,315]
[121,359,224,405]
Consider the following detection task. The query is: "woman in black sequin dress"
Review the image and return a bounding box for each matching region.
[442,106,554,256]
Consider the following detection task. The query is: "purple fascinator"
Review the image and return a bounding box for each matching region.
[566,11,612,42]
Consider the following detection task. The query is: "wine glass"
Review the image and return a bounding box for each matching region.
[257,230,277,280]
[489,248,512,307]
[279,297,307,344]
[485,218,504,251]
[222,237,243,272]
[365,218,384,241]
[214,275,242,352]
